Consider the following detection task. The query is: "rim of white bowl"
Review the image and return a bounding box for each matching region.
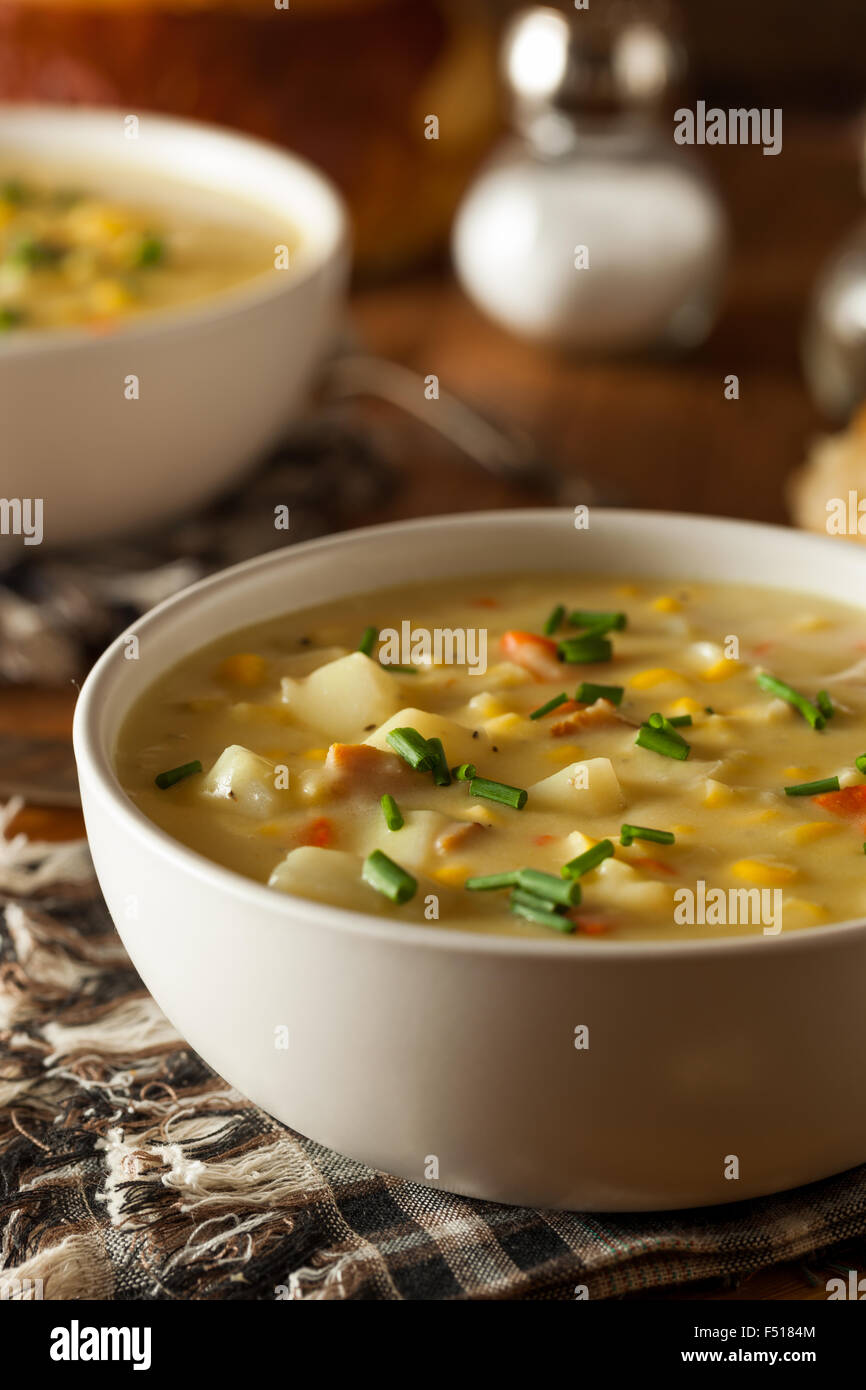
[0,103,349,356]
[73,508,866,962]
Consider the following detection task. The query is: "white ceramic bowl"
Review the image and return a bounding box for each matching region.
[73,510,866,1211]
[0,105,349,552]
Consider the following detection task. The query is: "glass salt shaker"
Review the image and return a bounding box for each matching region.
[803,145,866,421]
[452,2,728,353]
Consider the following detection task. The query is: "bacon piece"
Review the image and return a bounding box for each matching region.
[550,698,630,737]
[434,821,487,854]
[324,743,413,798]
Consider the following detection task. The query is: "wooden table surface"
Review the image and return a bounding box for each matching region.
[3,116,864,1301]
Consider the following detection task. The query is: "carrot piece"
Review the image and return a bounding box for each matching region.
[500,630,561,682]
[631,855,676,877]
[533,834,557,846]
[812,785,866,830]
[296,816,333,848]
[324,743,412,796]
[573,914,613,935]
[473,597,501,609]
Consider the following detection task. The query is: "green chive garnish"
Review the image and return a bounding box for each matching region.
[647,712,689,743]
[381,664,417,674]
[557,636,612,664]
[756,673,825,730]
[154,759,202,790]
[529,692,569,720]
[856,754,866,775]
[561,839,614,878]
[362,849,417,904]
[784,776,840,797]
[451,763,477,781]
[468,777,527,810]
[358,625,378,656]
[465,871,520,891]
[380,793,404,831]
[704,706,715,714]
[543,604,566,636]
[666,714,692,727]
[509,889,575,933]
[568,610,627,633]
[576,682,624,706]
[0,306,23,331]
[426,736,451,786]
[816,690,834,720]
[516,868,581,906]
[635,724,690,760]
[133,233,165,268]
[620,823,675,847]
[386,727,435,772]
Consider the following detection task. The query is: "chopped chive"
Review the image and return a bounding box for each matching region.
[561,838,615,879]
[784,776,840,797]
[154,759,202,789]
[468,777,527,810]
[1,178,27,204]
[755,672,825,730]
[516,868,581,906]
[451,763,477,781]
[529,692,569,720]
[358,625,378,656]
[362,850,417,904]
[856,754,866,775]
[620,823,675,847]
[576,682,624,706]
[465,870,520,891]
[381,664,418,674]
[380,793,404,831]
[509,889,575,933]
[704,706,715,714]
[0,306,23,331]
[816,690,834,720]
[863,843,866,854]
[543,604,566,636]
[666,714,692,727]
[386,726,435,771]
[557,635,612,664]
[426,736,451,786]
[635,724,690,760]
[647,712,689,744]
[132,232,165,268]
[568,609,627,633]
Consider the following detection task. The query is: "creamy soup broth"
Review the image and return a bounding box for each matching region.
[0,165,296,330]
[115,574,866,942]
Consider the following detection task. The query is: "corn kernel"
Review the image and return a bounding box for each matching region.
[782,897,830,924]
[433,863,470,886]
[484,712,522,736]
[89,278,133,315]
[467,692,506,718]
[671,823,695,836]
[616,583,642,597]
[792,615,832,633]
[465,805,502,826]
[702,658,742,682]
[702,778,733,807]
[731,858,798,886]
[303,748,328,761]
[790,821,841,845]
[628,667,684,690]
[651,595,681,613]
[783,767,816,781]
[745,808,782,824]
[217,653,267,686]
[544,743,585,760]
[670,696,703,715]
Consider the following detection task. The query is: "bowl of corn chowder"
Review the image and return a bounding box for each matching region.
[0,105,348,552]
[74,510,866,1210]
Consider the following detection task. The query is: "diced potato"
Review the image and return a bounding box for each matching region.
[268,847,379,910]
[279,646,348,678]
[480,661,532,690]
[281,652,402,741]
[358,809,453,872]
[528,757,624,815]
[201,745,291,818]
[364,708,480,766]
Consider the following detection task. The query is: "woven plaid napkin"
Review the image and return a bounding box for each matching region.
[2,805,865,1302]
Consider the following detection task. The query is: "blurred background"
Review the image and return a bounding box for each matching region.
[3,0,866,709]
